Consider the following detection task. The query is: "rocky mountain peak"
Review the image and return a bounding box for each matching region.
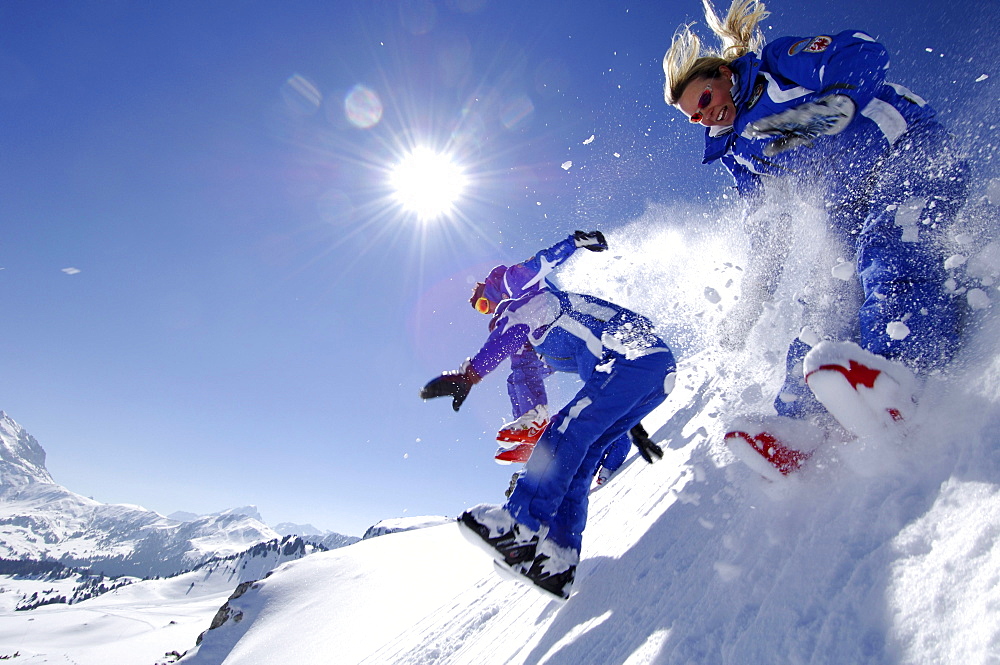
[0,411,54,489]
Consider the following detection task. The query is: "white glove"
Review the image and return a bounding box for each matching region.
[746,95,855,157]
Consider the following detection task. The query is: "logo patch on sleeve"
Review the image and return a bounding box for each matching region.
[789,35,832,55]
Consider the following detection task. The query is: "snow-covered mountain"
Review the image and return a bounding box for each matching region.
[361,515,453,540]
[0,411,52,488]
[0,412,332,578]
[275,520,361,550]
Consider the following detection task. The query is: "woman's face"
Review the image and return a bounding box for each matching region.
[676,66,736,128]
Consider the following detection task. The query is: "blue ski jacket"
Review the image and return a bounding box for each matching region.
[704,30,940,205]
[468,237,670,383]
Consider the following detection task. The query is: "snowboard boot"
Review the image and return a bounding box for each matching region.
[520,538,579,601]
[457,504,546,568]
[724,415,825,480]
[594,466,615,487]
[804,341,918,440]
[629,422,663,463]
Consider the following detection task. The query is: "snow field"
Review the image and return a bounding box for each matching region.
[185,198,1000,664]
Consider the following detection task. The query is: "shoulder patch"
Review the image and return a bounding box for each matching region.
[788,39,807,55]
[746,76,766,110]
[789,35,832,55]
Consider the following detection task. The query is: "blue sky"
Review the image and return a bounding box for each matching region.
[1,0,996,536]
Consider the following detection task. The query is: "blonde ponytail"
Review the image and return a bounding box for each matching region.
[663,0,769,105]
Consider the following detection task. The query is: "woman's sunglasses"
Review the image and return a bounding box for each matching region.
[689,85,713,123]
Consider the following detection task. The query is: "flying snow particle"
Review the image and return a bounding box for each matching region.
[986,179,1000,206]
[831,261,855,281]
[976,74,989,82]
[561,161,573,171]
[62,267,80,275]
[944,254,967,270]
[740,383,762,404]
[704,286,722,304]
[967,288,991,310]
[886,321,911,340]
[798,326,822,347]
[583,135,595,145]
[777,391,799,404]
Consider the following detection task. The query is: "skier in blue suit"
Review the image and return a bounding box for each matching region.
[662,0,969,475]
[470,266,664,472]
[421,231,676,599]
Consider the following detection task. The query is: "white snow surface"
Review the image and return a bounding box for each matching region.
[0,538,320,665]
[362,515,454,539]
[176,198,1000,665]
[9,194,1000,665]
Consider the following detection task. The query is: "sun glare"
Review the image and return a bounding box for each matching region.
[389,147,468,220]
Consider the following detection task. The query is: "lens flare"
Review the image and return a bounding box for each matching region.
[389,147,468,220]
[345,84,383,129]
[282,74,322,116]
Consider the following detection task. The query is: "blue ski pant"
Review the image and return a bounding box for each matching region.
[505,349,675,551]
[507,345,551,418]
[599,434,631,474]
[775,122,969,419]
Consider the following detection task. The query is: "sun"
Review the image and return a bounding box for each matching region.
[389,146,468,220]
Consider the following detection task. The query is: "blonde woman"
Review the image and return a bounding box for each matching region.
[664,0,969,479]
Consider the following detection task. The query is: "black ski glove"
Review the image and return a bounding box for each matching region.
[573,230,608,252]
[629,423,663,464]
[419,360,482,412]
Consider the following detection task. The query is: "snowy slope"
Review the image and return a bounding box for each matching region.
[0,535,325,665]
[183,344,1000,664]
[179,196,1000,664]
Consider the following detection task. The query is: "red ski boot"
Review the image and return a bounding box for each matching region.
[495,405,549,464]
[724,415,825,481]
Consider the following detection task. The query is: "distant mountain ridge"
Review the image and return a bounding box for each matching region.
[0,411,356,578]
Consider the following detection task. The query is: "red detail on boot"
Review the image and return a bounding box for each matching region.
[497,421,549,444]
[806,360,881,390]
[495,443,535,464]
[725,430,811,476]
